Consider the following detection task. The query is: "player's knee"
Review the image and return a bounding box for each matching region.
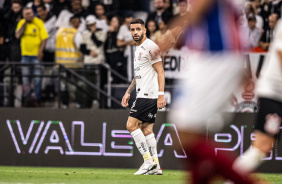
[126,121,138,132]
[141,128,153,136]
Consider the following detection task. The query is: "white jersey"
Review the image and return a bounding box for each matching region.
[134,38,162,99]
[256,19,282,102]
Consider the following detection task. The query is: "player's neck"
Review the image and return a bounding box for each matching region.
[136,36,147,46]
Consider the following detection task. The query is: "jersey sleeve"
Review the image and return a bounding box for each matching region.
[148,42,162,65]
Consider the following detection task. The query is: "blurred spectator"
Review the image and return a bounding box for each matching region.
[0,9,6,63]
[146,19,157,40]
[80,15,107,64]
[37,3,57,102]
[5,0,23,62]
[247,13,263,48]
[271,0,282,17]
[104,15,125,83]
[175,0,188,18]
[0,0,11,15]
[37,4,57,62]
[94,3,109,32]
[163,0,173,15]
[78,15,107,107]
[117,13,135,81]
[43,0,55,13]
[88,0,119,18]
[26,0,50,16]
[154,18,175,49]
[259,0,272,30]
[55,15,82,107]
[146,0,173,25]
[55,15,82,67]
[52,0,70,17]
[241,3,264,29]
[259,13,279,51]
[15,7,48,106]
[55,0,88,32]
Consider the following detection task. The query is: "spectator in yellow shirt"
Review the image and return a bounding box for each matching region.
[15,7,48,106]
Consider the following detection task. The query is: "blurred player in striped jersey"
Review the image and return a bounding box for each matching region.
[158,0,266,183]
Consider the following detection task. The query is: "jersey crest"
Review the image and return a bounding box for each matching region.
[138,52,143,60]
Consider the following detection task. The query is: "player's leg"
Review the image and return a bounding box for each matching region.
[179,131,255,184]
[170,56,255,183]
[232,98,281,176]
[126,116,156,175]
[140,123,162,175]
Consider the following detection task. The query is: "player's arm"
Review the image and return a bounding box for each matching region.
[158,0,216,52]
[121,77,136,107]
[15,21,27,39]
[153,61,166,109]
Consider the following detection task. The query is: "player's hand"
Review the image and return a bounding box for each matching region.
[157,95,166,109]
[121,93,130,107]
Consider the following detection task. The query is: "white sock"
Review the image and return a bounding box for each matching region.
[131,129,153,164]
[145,133,160,167]
[233,147,266,175]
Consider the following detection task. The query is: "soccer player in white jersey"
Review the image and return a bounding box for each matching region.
[121,18,166,175]
[230,18,282,178]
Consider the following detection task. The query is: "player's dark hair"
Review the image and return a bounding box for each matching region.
[130,19,145,26]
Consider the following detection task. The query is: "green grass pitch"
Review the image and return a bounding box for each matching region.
[0,166,281,184]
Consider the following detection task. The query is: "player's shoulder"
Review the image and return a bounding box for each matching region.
[145,38,159,47]
[144,38,160,51]
[143,39,161,61]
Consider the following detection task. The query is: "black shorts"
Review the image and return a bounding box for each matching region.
[129,98,158,123]
[255,98,282,137]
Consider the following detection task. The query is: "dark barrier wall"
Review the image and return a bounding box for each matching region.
[1,109,282,173]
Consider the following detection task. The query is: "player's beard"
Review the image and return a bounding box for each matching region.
[134,33,144,42]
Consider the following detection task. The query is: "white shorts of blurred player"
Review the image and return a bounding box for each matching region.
[169,52,244,133]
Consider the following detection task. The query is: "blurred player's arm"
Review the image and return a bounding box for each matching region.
[153,61,166,109]
[159,0,216,52]
[121,77,136,107]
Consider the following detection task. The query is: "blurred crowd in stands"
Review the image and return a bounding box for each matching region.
[0,0,280,108]
[244,0,280,52]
